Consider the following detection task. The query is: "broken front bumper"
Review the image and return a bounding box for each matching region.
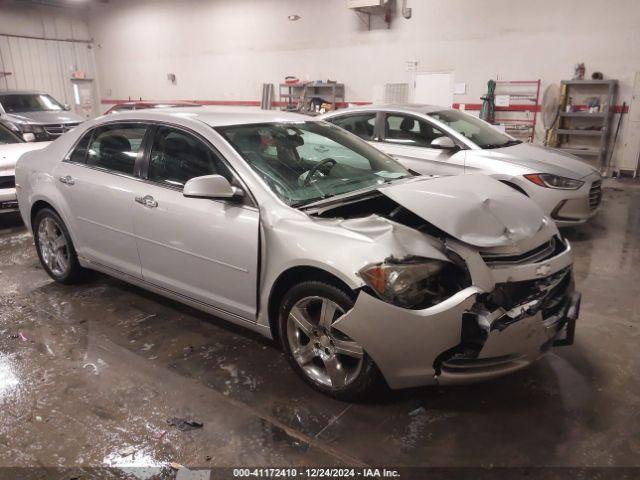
[334,247,580,389]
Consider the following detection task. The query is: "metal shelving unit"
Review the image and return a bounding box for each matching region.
[554,80,617,169]
[279,82,345,114]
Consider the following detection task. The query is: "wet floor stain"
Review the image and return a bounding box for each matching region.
[0,182,639,473]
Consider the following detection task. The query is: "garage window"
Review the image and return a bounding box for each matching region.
[328,113,376,140]
[147,127,232,189]
[85,124,147,175]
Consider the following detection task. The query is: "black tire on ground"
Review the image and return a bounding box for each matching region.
[278,280,382,401]
[33,208,86,284]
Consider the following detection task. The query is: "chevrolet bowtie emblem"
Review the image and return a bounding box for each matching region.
[536,264,552,276]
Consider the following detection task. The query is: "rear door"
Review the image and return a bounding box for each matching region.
[54,122,147,278]
[326,112,377,141]
[131,125,260,321]
[377,113,465,176]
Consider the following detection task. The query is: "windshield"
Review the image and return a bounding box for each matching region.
[0,94,65,113]
[218,121,411,206]
[0,124,23,144]
[428,109,521,149]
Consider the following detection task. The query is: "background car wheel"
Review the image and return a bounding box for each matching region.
[33,208,85,284]
[278,280,382,400]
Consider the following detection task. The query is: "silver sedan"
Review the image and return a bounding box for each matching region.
[16,108,580,399]
[321,105,603,227]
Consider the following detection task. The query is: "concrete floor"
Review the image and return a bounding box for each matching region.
[0,180,639,478]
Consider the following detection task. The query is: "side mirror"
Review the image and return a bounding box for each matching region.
[430,136,457,150]
[64,104,71,111]
[183,174,244,200]
[23,132,36,142]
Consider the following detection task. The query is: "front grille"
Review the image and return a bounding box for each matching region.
[480,236,566,267]
[42,122,80,137]
[482,267,571,311]
[0,175,15,189]
[589,180,602,211]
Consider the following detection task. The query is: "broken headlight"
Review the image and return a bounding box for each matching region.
[359,257,465,309]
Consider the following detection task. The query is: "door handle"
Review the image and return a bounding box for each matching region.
[59,175,75,185]
[135,195,158,208]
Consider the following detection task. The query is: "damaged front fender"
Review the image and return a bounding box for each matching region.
[333,287,482,389]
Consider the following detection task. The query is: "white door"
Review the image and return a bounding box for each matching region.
[619,72,640,175]
[71,79,96,120]
[414,72,453,107]
[376,113,465,176]
[132,126,260,320]
[54,123,147,278]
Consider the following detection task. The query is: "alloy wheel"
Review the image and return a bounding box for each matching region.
[287,296,364,389]
[38,216,70,277]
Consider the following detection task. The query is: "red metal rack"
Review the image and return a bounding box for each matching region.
[493,79,541,142]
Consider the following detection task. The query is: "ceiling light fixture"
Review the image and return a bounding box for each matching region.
[287,14,301,21]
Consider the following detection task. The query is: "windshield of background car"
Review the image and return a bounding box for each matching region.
[428,109,520,149]
[218,122,410,206]
[0,124,22,144]
[0,94,65,113]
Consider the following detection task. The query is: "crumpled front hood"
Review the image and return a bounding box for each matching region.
[471,142,599,179]
[378,175,547,248]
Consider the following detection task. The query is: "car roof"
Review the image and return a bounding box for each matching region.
[0,90,46,95]
[115,101,202,107]
[99,106,314,127]
[326,104,448,115]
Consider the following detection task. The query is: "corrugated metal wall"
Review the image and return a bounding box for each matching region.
[0,34,96,110]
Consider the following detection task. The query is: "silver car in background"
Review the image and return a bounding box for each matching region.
[321,105,603,227]
[0,123,50,214]
[16,108,580,399]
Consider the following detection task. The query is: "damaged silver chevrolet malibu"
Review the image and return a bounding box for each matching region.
[15,108,580,400]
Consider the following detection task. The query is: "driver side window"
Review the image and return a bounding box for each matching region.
[384,114,447,147]
[148,127,233,189]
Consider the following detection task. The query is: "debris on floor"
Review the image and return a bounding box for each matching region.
[167,417,204,431]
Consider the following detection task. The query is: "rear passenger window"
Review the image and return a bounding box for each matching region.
[329,113,376,140]
[384,114,447,147]
[148,127,233,188]
[86,124,146,175]
[68,131,92,163]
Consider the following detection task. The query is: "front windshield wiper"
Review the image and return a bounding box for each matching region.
[482,139,522,149]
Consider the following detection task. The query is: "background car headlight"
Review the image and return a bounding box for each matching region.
[17,124,45,134]
[524,173,584,190]
[358,258,468,309]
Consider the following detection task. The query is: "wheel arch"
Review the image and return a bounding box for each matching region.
[499,179,529,196]
[267,265,357,341]
[30,199,59,229]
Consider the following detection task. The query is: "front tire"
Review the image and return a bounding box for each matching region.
[33,208,85,284]
[278,280,381,400]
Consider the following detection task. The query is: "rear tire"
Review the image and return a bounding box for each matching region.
[33,208,85,284]
[278,280,381,401]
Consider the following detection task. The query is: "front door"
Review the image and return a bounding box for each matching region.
[376,113,466,176]
[54,123,147,278]
[132,125,260,320]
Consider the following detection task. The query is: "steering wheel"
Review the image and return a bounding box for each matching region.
[303,158,337,186]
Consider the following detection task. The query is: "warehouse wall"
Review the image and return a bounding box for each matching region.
[87,0,640,170]
[0,4,96,111]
